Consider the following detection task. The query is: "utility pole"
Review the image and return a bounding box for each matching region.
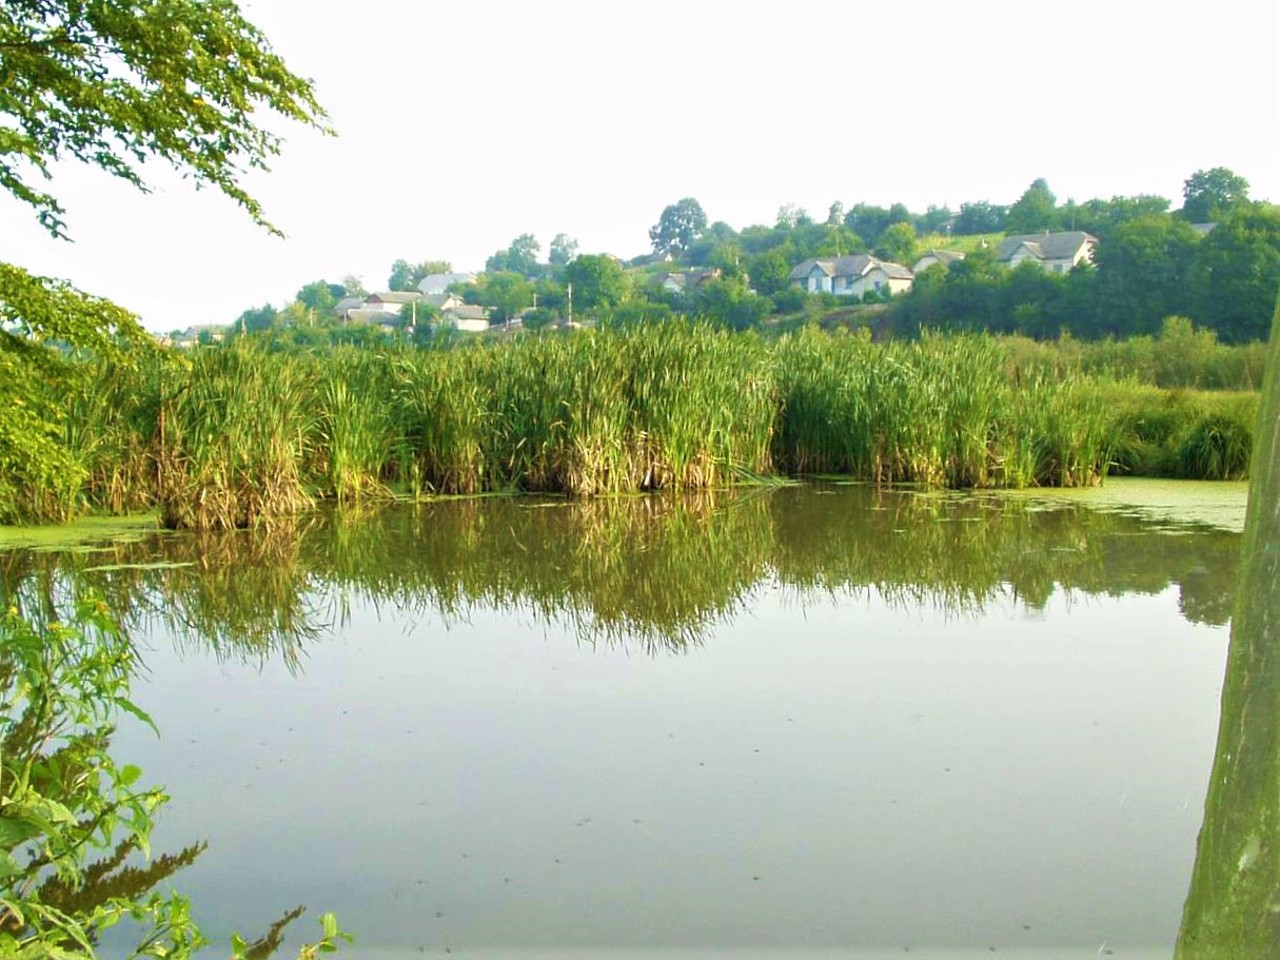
[567,283,573,325]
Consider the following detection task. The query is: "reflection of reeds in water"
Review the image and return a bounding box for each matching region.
[0,487,1242,660]
[304,491,774,652]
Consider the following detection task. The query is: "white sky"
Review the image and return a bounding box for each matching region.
[2,0,1277,332]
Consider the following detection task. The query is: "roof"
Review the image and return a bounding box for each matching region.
[788,258,834,280]
[443,305,490,322]
[345,308,401,324]
[422,292,465,309]
[913,249,965,268]
[366,291,423,304]
[996,231,1097,263]
[418,272,477,294]
[333,296,364,315]
[790,254,911,281]
[869,260,915,280]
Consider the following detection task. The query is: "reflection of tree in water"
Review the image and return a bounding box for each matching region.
[0,602,321,957]
[0,484,1241,659]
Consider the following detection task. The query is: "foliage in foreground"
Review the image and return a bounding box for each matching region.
[0,596,347,958]
[0,323,1262,528]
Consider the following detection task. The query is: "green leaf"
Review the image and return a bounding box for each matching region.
[116,697,159,735]
[119,763,143,786]
[0,851,25,881]
[0,816,42,847]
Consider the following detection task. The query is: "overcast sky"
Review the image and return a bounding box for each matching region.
[2,0,1276,331]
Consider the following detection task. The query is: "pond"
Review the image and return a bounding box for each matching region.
[0,480,1250,959]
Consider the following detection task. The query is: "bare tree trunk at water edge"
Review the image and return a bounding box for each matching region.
[1177,287,1280,958]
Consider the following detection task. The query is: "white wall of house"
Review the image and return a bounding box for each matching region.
[805,268,831,294]
[1007,243,1094,274]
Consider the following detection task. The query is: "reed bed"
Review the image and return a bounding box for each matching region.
[0,323,1261,529]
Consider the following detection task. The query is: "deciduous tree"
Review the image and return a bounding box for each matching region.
[549,234,579,267]
[564,254,629,314]
[1005,178,1059,234]
[1182,167,1251,223]
[649,198,707,257]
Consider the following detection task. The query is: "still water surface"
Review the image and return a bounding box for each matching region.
[0,481,1249,959]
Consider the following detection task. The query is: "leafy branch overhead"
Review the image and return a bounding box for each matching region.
[0,0,331,239]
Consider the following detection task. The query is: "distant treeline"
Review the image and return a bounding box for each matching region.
[0,324,1260,528]
[230,172,1280,346]
[889,203,1280,343]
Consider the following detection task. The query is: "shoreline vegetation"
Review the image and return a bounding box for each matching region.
[0,322,1261,530]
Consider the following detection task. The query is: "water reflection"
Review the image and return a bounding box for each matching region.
[0,484,1241,660]
[0,482,1251,956]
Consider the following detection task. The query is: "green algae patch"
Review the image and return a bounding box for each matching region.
[998,476,1248,533]
[0,513,164,551]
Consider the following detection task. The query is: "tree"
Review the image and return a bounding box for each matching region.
[1092,215,1200,335]
[649,198,707,257]
[776,203,810,229]
[814,226,861,258]
[914,205,954,235]
[0,1,327,241]
[387,259,451,292]
[341,275,368,297]
[1182,167,1251,223]
[563,254,629,314]
[1189,203,1280,342]
[708,242,745,278]
[826,201,845,227]
[876,222,918,266]
[1005,178,1059,234]
[0,0,329,522]
[236,303,280,334]
[953,201,1007,235]
[549,233,579,267]
[486,234,541,276]
[474,271,533,323]
[296,280,347,313]
[843,204,894,245]
[748,250,793,297]
[690,277,770,331]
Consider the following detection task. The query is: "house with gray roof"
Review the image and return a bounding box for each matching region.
[656,268,722,295]
[996,232,1097,273]
[789,254,914,299]
[911,249,966,274]
[332,296,364,317]
[364,291,423,311]
[441,304,491,333]
[418,273,477,296]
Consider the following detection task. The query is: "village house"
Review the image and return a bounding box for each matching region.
[362,291,423,312]
[911,249,966,274]
[441,304,491,333]
[656,268,722,295]
[995,231,1097,273]
[789,254,914,299]
[417,272,477,296]
[168,324,228,348]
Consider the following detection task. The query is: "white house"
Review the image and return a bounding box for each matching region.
[789,254,914,298]
[995,232,1097,273]
[911,249,966,274]
[441,304,491,333]
[418,272,477,296]
[363,291,423,313]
